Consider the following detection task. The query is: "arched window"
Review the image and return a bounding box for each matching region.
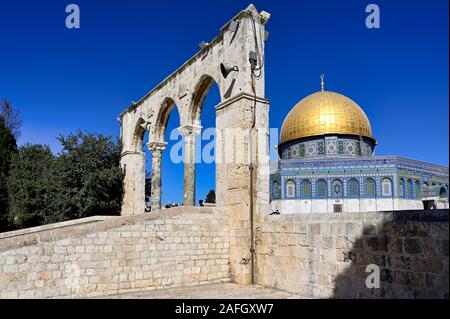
[273,181,280,199]
[414,181,421,199]
[316,179,327,198]
[399,179,405,198]
[406,179,413,199]
[382,178,392,197]
[365,178,376,197]
[300,180,312,198]
[348,178,359,197]
[439,187,447,199]
[332,179,343,198]
[286,180,296,198]
[422,182,429,197]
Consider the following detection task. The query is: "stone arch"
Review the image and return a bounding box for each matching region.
[153,97,182,142]
[183,74,222,206]
[189,74,222,126]
[132,117,148,153]
[118,4,270,285]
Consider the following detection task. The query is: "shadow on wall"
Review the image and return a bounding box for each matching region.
[332,210,449,299]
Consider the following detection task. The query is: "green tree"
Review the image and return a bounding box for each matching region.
[1,99,23,140]
[5,131,124,230]
[145,171,152,198]
[205,189,216,204]
[0,116,17,231]
[7,144,55,228]
[53,131,124,220]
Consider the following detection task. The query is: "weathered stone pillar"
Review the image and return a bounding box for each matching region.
[215,94,270,285]
[120,151,146,216]
[147,141,167,211]
[179,125,202,206]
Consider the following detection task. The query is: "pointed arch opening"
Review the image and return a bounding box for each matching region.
[348,178,360,198]
[332,179,344,198]
[189,75,221,206]
[365,178,376,197]
[316,179,327,198]
[146,97,184,209]
[190,74,221,126]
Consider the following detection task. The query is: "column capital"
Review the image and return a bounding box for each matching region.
[147,141,167,153]
[178,125,202,140]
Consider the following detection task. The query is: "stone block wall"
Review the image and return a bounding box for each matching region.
[0,207,230,298]
[255,210,449,299]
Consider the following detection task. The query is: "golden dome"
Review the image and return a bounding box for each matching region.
[280,90,373,144]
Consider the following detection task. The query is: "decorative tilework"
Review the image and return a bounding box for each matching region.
[299,144,305,158]
[318,141,324,156]
[338,141,344,155]
[270,156,448,201]
[326,140,337,155]
[280,136,374,160]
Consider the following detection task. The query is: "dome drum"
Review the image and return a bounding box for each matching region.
[278,134,376,160]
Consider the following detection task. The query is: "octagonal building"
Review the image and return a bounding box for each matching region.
[270,78,449,213]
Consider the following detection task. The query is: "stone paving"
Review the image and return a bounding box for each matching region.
[98,283,305,299]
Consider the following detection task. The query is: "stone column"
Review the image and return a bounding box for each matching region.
[215,94,270,285]
[147,141,167,211]
[179,125,202,206]
[120,151,146,216]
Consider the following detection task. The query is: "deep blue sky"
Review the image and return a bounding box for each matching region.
[1,0,448,205]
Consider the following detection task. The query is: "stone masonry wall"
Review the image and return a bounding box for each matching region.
[0,207,230,298]
[255,210,449,299]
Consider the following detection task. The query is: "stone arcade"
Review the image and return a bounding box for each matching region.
[118,4,271,284]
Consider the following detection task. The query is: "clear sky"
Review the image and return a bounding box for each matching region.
[0,0,448,205]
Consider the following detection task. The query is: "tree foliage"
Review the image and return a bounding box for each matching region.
[145,171,152,198]
[205,189,216,204]
[7,144,56,228]
[1,99,23,140]
[54,131,124,220]
[0,116,17,231]
[6,131,124,230]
